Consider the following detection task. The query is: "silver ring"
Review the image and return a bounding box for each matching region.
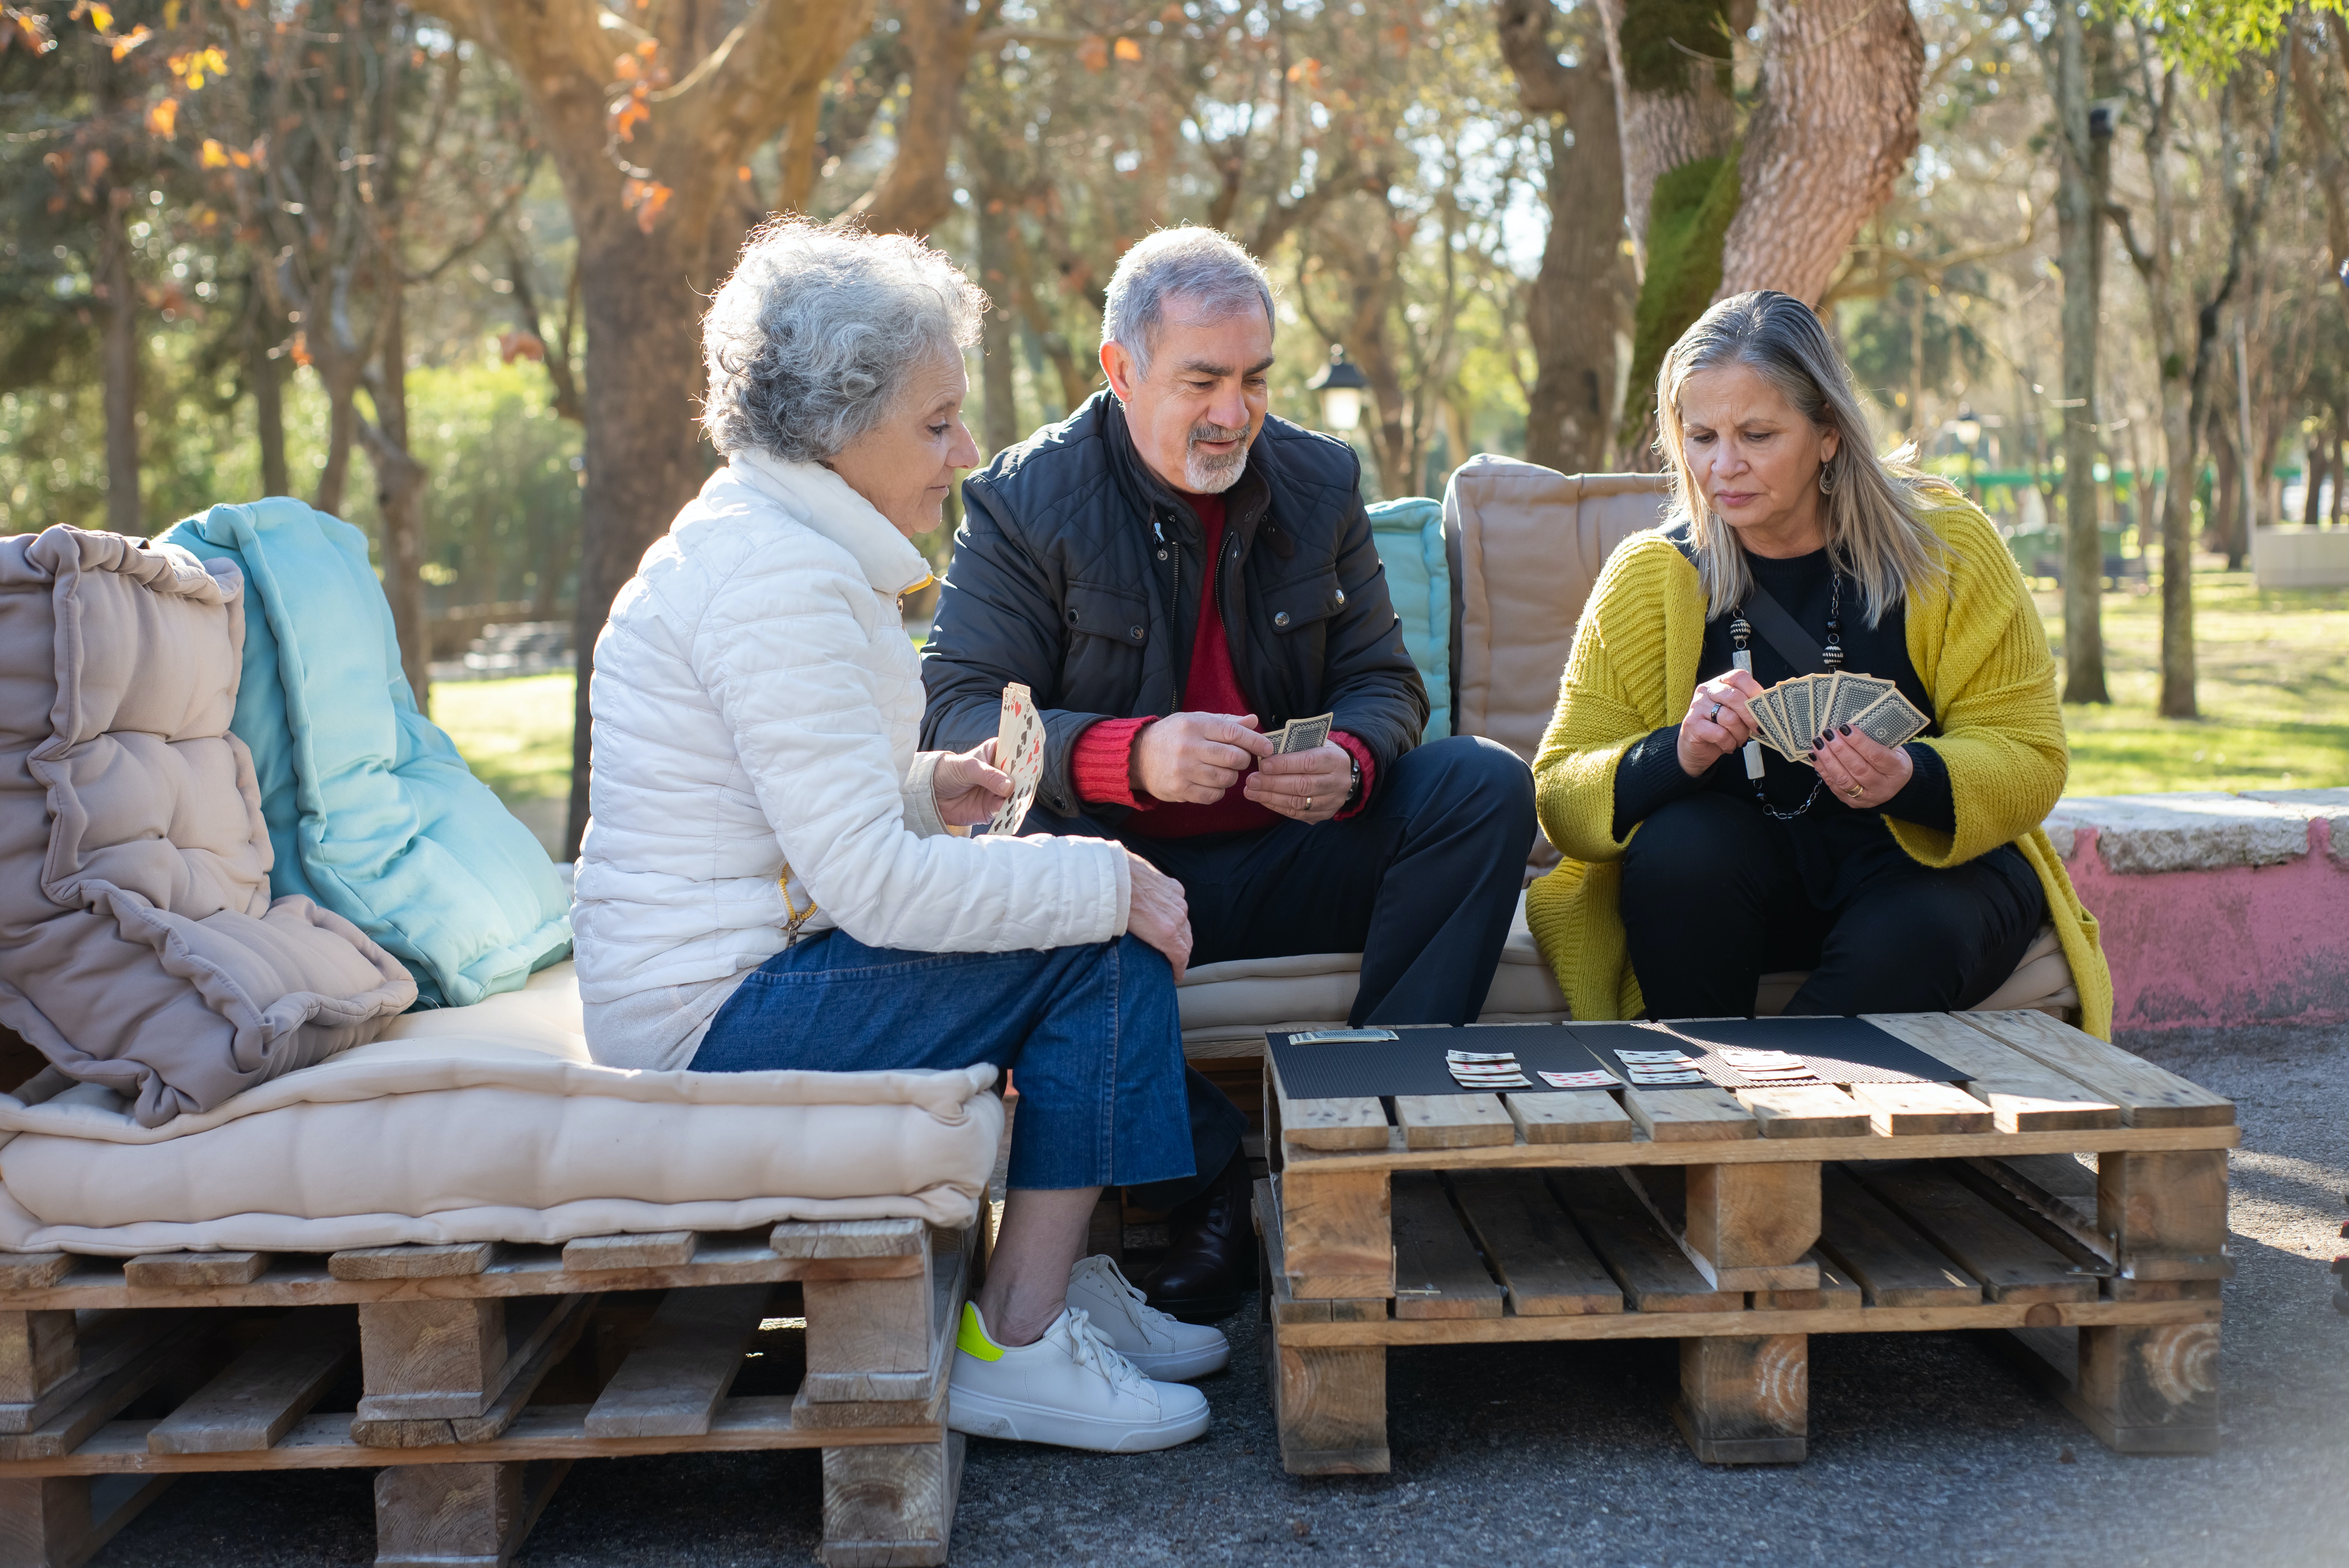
[1305,796,1314,812]
[1708,703,1722,722]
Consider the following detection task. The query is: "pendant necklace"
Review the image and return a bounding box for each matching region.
[1732,567,1843,822]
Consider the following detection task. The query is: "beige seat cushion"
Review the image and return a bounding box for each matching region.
[0,960,1002,1254]
[1443,459,1670,879]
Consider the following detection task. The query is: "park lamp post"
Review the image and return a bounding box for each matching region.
[1307,345,1368,435]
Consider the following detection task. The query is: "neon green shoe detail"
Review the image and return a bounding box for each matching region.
[957,1302,1003,1362]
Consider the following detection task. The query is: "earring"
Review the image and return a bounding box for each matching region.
[1818,465,1836,496]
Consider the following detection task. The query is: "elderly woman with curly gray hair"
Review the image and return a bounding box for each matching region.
[571,219,1222,1454]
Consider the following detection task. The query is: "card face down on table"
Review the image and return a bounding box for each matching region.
[1267,1017,1969,1101]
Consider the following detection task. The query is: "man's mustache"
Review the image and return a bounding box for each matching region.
[1188,421,1249,446]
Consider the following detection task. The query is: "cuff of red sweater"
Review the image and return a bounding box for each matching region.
[1071,716,1156,809]
[1331,731,1376,819]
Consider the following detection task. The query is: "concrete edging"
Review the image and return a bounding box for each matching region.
[2043,788,2349,1031]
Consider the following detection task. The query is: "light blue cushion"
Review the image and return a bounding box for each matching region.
[158,500,570,1008]
[1366,497,1451,741]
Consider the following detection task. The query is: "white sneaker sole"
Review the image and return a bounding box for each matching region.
[1119,1341,1230,1382]
[947,1387,1210,1452]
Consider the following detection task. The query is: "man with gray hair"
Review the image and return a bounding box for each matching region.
[922,228,1536,1322]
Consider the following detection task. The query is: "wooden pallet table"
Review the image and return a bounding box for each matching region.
[1257,1010,2237,1474]
[0,1217,976,1568]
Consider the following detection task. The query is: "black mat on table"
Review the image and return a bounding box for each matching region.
[1641,1017,1970,1086]
[1266,1025,1611,1101]
[1266,1018,1967,1101]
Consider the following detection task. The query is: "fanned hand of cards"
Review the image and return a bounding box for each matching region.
[1271,712,1335,755]
[987,682,1045,836]
[1745,672,1928,764]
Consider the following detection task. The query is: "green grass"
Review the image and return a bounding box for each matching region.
[426,575,2349,820]
[431,673,574,853]
[2040,568,2349,796]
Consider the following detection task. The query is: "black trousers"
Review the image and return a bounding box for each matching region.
[1031,734,1537,1204]
[1619,791,2046,1019]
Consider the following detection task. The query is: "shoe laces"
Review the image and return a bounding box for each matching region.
[1077,1256,1178,1337]
[1059,1308,1154,1399]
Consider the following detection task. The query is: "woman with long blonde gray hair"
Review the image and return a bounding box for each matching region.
[1522,290,2112,1034]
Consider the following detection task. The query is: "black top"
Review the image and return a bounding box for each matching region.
[921,392,1429,823]
[1611,534,1962,899]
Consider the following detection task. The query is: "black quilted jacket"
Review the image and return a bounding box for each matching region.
[919,392,1429,823]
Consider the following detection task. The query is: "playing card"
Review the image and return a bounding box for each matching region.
[1849,689,1931,750]
[988,682,1045,836]
[1451,1071,1531,1089]
[1274,712,1335,755]
[1791,675,1819,750]
[1624,1070,1707,1085]
[1287,1028,1399,1044]
[1538,1070,1620,1090]
[1754,688,1804,762]
[1615,1050,1693,1064]
[1832,674,1894,731]
[1447,1050,1520,1064]
[1720,1048,1806,1068]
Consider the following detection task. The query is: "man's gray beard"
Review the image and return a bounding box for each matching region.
[1182,424,1251,493]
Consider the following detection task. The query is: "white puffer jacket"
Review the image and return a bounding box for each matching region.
[572,451,1130,1067]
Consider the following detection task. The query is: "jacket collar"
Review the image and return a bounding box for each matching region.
[728,449,935,597]
[1098,393,1273,545]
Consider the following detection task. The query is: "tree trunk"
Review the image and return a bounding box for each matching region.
[977,194,1021,455]
[369,290,432,711]
[1498,0,1629,474]
[1713,0,1924,306]
[2290,18,2349,333]
[442,0,877,856]
[2046,6,2112,704]
[253,342,289,498]
[96,189,141,536]
[2205,418,2238,557]
[2301,428,2329,529]
[315,380,360,518]
[563,213,711,855]
[856,0,984,237]
[1592,0,1735,271]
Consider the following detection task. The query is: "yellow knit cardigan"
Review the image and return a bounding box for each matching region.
[1523,492,2114,1038]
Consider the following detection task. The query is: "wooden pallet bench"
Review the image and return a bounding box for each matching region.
[1256,1009,2236,1474]
[0,1217,977,1568]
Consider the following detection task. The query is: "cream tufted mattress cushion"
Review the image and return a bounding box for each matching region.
[0,961,1002,1255]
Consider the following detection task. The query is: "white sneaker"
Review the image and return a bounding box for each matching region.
[1064,1254,1232,1381]
[947,1302,1210,1452]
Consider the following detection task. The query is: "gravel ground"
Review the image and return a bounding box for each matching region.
[96,1024,2349,1568]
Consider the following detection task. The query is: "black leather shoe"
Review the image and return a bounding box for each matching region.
[1138,1149,1257,1323]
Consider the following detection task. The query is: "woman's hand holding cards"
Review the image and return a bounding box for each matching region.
[1676,669,1765,777]
[932,738,1013,827]
[1811,724,1913,808]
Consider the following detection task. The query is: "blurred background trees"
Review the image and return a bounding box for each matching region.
[3,0,2347,847]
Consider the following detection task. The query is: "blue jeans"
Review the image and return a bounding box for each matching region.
[693,930,1195,1194]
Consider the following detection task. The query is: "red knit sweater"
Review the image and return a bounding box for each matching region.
[1069,491,1374,837]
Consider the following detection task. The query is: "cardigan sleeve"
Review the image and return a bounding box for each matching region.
[1533,538,1688,864]
[1886,503,2068,869]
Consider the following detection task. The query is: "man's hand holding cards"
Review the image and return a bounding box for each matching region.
[1243,711,1351,825]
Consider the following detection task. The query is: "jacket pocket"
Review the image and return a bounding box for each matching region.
[1064,580,1151,648]
[1261,568,1348,634]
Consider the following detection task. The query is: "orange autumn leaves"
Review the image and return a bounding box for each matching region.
[1075,34,1144,71]
[607,37,672,233]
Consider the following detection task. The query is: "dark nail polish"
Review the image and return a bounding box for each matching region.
[1839,724,1852,736]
